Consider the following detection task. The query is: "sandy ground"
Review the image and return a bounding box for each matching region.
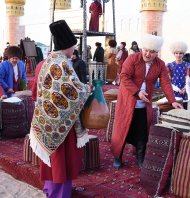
[0,169,45,198]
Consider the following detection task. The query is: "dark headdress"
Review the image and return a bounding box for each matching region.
[49,20,77,51]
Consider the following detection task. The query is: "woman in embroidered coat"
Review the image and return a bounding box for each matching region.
[30,20,91,198]
[111,34,183,169]
[0,46,27,97]
[167,41,190,109]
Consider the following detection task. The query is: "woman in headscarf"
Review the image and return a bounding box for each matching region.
[115,42,128,85]
[167,41,190,109]
[129,41,140,55]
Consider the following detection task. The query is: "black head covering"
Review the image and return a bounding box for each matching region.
[49,20,77,51]
[73,49,79,58]
[7,46,23,59]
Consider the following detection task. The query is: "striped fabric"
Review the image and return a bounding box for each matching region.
[82,135,100,170]
[23,134,40,166]
[105,100,117,142]
[23,134,32,163]
[171,134,190,198]
[140,124,181,196]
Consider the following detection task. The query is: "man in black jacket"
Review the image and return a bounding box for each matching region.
[93,42,104,62]
[71,49,87,84]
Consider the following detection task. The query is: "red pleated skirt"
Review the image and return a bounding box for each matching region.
[40,127,83,183]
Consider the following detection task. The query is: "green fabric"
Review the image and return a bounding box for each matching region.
[19,79,27,91]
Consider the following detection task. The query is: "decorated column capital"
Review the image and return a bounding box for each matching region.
[140,0,167,12]
[4,0,26,16]
[50,0,71,10]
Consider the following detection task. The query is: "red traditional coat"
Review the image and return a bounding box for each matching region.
[111,52,176,158]
[32,60,45,101]
[89,1,102,32]
[117,50,128,74]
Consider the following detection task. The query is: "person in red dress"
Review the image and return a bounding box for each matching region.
[111,34,183,169]
[115,42,128,85]
[30,20,90,198]
[89,0,102,32]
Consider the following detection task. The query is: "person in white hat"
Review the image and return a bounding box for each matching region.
[111,34,183,169]
[167,41,190,109]
[29,20,91,198]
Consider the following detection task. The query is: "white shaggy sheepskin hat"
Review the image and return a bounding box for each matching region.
[170,41,188,54]
[141,34,163,52]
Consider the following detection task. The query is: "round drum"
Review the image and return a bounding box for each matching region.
[1,97,28,138]
[171,133,190,198]
[82,135,100,170]
[156,97,183,114]
[104,89,118,108]
[13,90,35,131]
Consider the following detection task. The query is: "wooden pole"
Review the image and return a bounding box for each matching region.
[50,0,56,52]
[112,0,116,40]
[82,0,87,63]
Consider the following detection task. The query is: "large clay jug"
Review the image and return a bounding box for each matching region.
[82,79,110,129]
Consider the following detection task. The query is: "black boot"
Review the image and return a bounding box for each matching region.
[136,142,146,167]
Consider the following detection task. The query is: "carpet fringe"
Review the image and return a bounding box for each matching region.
[29,130,51,167]
[77,133,89,148]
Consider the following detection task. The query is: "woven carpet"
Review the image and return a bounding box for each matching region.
[0,129,176,198]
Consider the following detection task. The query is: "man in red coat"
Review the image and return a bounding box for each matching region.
[111,34,183,169]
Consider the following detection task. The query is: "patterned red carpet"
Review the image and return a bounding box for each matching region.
[0,129,175,198]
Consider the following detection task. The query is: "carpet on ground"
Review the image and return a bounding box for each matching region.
[0,129,176,198]
[0,84,176,197]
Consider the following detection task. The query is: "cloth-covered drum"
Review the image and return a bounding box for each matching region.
[160,109,190,133]
[156,97,183,114]
[140,124,182,197]
[0,97,28,138]
[171,133,190,198]
[104,89,118,108]
[13,90,35,131]
[82,135,100,170]
[23,134,40,166]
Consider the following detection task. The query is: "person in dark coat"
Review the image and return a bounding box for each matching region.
[71,49,87,84]
[93,42,104,62]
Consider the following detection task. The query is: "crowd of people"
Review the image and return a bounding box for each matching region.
[0,19,190,197]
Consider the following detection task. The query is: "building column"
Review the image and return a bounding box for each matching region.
[4,0,26,45]
[140,0,167,36]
